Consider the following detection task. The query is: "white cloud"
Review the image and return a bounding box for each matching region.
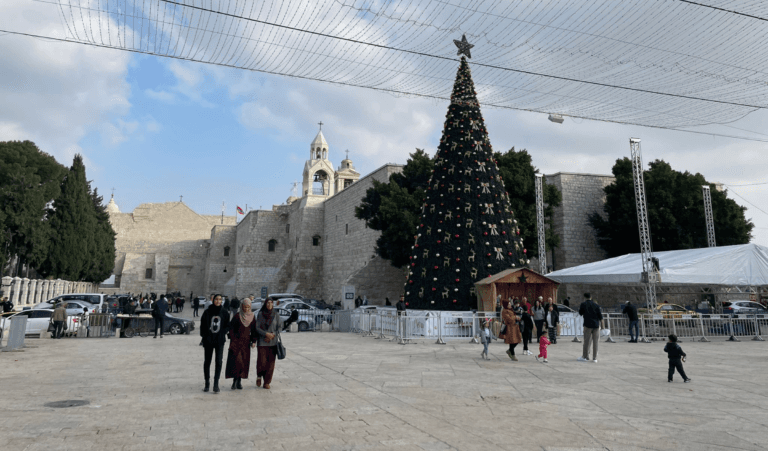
[145,89,176,103]
[0,0,131,168]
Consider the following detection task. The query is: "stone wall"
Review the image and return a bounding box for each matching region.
[108,202,236,296]
[234,207,292,298]
[322,164,405,305]
[545,173,615,271]
[286,196,325,298]
[203,225,238,297]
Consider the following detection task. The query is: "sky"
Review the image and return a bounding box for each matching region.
[2,0,768,246]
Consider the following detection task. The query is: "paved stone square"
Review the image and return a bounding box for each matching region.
[2,319,768,451]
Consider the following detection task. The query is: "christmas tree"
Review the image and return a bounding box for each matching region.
[403,53,528,311]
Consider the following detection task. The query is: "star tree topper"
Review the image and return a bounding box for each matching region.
[453,34,474,59]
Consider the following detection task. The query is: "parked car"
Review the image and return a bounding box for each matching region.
[33,299,97,316]
[127,309,195,335]
[639,303,700,318]
[278,301,329,331]
[42,293,109,311]
[0,309,55,336]
[556,304,576,314]
[723,301,768,315]
[268,293,304,302]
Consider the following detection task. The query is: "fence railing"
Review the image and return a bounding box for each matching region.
[296,308,767,345]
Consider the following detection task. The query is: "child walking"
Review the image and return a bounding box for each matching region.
[535,332,551,363]
[480,320,492,360]
[664,334,691,383]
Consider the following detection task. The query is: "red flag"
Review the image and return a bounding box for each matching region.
[236,206,244,215]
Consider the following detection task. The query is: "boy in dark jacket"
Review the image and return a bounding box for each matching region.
[664,334,691,383]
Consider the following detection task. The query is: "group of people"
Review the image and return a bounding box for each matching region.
[491,295,561,362]
[199,295,284,393]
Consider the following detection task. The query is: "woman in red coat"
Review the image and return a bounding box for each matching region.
[499,299,522,361]
[225,301,259,390]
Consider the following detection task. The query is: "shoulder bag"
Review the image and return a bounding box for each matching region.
[276,330,286,360]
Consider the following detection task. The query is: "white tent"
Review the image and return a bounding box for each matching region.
[547,243,768,287]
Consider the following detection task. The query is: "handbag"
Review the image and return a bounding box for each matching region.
[47,321,56,333]
[276,331,286,360]
[499,324,507,336]
[63,322,68,331]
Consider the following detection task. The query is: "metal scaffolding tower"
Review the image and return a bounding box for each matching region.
[535,174,547,274]
[702,186,716,247]
[630,138,658,313]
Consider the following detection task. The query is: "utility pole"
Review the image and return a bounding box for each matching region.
[535,174,547,274]
[702,186,716,247]
[630,138,658,316]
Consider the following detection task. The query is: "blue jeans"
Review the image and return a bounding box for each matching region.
[629,320,639,341]
[482,339,489,355]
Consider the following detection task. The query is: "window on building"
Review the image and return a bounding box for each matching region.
[268,240,277,252]
[344,179,353,188]
[345,224,349,235]
[223,246,230,257]
[286,224,290,233]
[145,268,153,279]
[312,235,321,246]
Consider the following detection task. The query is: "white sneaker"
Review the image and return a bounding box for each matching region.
[577,357,589,362]
[543,359,548,363]
[593,359,598,363]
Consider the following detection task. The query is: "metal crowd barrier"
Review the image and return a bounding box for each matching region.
[306,308,768,345]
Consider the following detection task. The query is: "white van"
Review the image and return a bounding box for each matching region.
[35,293,109,312]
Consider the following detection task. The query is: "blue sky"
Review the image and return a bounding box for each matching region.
[2,0,768,246]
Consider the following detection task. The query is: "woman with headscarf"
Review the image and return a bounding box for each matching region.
[200,294,231,393]
[225,300,260,390]
[255,299,284,389]
[499,299,522,361]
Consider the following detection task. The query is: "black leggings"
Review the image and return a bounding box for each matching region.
[668,358,688,381]
[508,343,517,355]
[522,329,532,351]
[535,320,546,341]
[204,343,225,381]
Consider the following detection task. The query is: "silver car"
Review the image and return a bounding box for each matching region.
[33,299,96,316]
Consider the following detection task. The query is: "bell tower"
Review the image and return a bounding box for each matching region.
[302,122,336,198]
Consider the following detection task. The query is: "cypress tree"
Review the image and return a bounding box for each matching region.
[404,57,528,311]
[85,187,116,283]
[40,155,94,280]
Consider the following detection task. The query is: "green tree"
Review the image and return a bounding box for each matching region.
[84,187,116,283]
[0,141,67,274]
[590,158,753,257]
[39,155,95,280]
[355,149,432,268]
[495,148,562,262]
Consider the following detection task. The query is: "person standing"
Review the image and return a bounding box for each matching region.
[200,294,230,393]
[520,302,533,356]
[52,302,67,339]
[192,297,200,317]
[664,334,691,383]
[225,301,259,390]
[480,319,492,360]
[385,297,391,306]
[179,297,185,313]
[230,297,241,315]
[141,297,150,310]
[255,299,284,389]
[623,301,639,343]
[499,300,522,361]
[522,296,532,314]
[152,294,168,339]
[545,303,559,344]
[578,293,604,362]
[532,298,546,343]
[396,294,407,338]
[1,297,13,313]
[563,297,570,308]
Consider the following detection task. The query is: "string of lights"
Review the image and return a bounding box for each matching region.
[16,0,768,131]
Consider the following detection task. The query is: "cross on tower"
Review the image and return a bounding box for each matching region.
[318,121,323,130]
[111,187,115,199]
[345,149,349,159]
[179,195,183,203]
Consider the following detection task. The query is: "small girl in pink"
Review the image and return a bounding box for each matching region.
[536,333,551,363]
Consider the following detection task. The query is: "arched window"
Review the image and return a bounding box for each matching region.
[223,246,230,257]
[268,240,277,252]
[312,235,321,246]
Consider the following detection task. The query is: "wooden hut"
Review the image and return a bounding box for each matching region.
[474,268,560,311]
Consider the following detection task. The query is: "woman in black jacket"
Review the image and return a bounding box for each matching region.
[200,294,231,393]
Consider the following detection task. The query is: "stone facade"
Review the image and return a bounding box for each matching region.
[104,134,623,307]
